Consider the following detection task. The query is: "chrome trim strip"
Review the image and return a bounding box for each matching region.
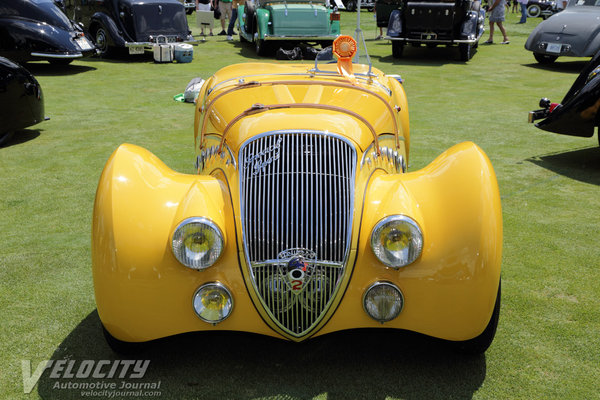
[264,35,339,41]
[31,52,83,59]
[209,73,391,96]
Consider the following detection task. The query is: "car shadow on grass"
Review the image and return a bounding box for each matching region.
[0,129,41,148]
[527,145,600,186]
[373,44,475,66]
[522,60,588,74]
[37,310,487,400]
[23,63,96,76]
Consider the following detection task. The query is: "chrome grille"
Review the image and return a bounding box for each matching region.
[239,131,356,337]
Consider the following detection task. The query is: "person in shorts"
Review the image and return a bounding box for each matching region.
[218,0,233,35]
[484,0,510,44]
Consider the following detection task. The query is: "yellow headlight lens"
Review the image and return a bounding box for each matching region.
[172,217,224,270]
[370,215,423,268]
[193,283,233,323]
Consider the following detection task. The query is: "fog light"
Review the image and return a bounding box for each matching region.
[193,283,233,324]
[363,282,404,323]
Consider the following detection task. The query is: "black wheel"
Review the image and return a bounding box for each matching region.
[102,325,147,354]
[391,41,404,58]
[534,52,558,64]
[48,58,73,66]
[459,43,473,61]
[345,0,356,11]
[0,132,14,147]
[453,281,501,355]
[255,38,271,56]
[93,26,114,57]
[527,4,541,18]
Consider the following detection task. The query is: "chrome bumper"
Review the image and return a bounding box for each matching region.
[263,34,339,41]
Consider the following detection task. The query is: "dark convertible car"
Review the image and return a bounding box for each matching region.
[384,0,485,61]
[0,57,45,146]
[529,50,600,147]
[0,0,96,64]
[61,0,195,56]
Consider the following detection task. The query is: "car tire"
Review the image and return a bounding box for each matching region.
[459,43,472,61]
[453,280,501,355]
[527,4,541,18]
[255,38,271,56]
[534,52,558,64]
[0,132,14,147]
[93,26,114,58]
[345,0,356,11]
[392,41,404,58]
[102,324,147,354]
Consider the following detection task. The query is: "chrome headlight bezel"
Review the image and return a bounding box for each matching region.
[192,282,234,324]
[362,281,404,323]
[370,215,423,268]
[171,217,224,270]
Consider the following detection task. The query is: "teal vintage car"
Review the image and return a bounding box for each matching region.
[238,0,340,56]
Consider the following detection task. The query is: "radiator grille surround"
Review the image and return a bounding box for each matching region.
[239,131,357,337]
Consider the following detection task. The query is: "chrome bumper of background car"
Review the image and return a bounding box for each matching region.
[30,52,83,59]
[385,37,480,45]
[263,35,339,41]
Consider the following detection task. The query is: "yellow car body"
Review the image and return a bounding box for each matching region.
[92,60,502,351]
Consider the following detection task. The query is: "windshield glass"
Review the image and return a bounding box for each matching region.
[132,3,188,36]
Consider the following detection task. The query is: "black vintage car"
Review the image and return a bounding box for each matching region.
[0,0,96,65]
[0,57,45,146]
[529,50,600,147]
[383,0,485,61]
[61,0,194,56]
[526,0,556,19]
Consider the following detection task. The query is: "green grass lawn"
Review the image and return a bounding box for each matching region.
[1,10,599,399]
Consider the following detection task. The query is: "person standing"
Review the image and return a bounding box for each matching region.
[218,0,232,35]
[517,0,527,23]
[226,0,241,41]
[484,0,510,44]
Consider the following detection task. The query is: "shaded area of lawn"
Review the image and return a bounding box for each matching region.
[37,311,486,400]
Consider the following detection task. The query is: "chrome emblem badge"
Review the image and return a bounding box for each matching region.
[277,248,316,294]
[245,137,283,175]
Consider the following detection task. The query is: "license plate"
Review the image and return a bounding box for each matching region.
[547,43,562,54]
[421,33,437,40]
[75,37,93,51]
[128,46,145,55]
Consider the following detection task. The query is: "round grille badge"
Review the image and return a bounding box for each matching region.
[278,248,316,295]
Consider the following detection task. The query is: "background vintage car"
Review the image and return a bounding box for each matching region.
[529,49,600,146]
[61,0,194,56]
[0,0,95,64]
[92,40,502,355]
[0,57,45,146]
[238,0,341,56]
[525,0,600,64]
[526,0,556,19]
[384,0,485,61]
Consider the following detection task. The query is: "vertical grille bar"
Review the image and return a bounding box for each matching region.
[240,131,356,337]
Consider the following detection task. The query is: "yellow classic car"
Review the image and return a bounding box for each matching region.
[92,36,502,354]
